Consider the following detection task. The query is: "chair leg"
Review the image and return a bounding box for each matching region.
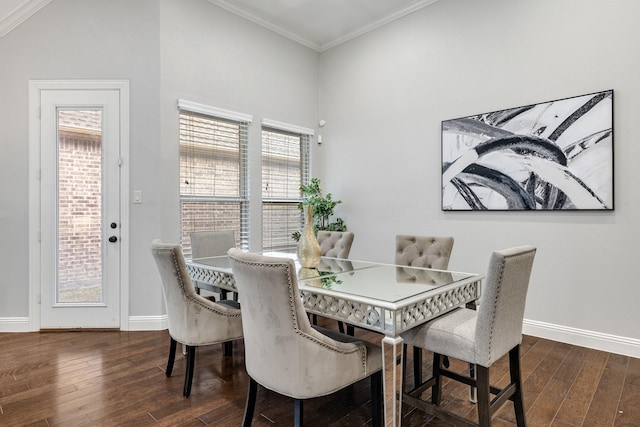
[223,340,233,356]
[183,345,196,397]
[294,399,303,427]
[337,321,355,335]
[431,353,443,405]
[371,370,382,427]
[166,337,177,377]
[242,377,258,427]
[401,343,408,390]
[469,362,478,403]
[476,365,491,426]
[413,346,423,389]
[509,345,526,427]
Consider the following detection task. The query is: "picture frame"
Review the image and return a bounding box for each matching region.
[441,90,614,211]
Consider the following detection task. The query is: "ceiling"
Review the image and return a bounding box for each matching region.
[1,0,439,51]
[208,0,440,51]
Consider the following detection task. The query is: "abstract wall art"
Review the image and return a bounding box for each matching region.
[441,90,613,211]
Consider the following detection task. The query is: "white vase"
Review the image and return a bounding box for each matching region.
[297,205,321,268]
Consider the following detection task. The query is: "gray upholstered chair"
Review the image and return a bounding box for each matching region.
[190,229,236,300]
[396,234,455,386]
[150,240,243,397]
[227,248,382,427]
[395,234,454,269]
[317,230,354,259]
[315,230,355,332]
[401,245,536,427]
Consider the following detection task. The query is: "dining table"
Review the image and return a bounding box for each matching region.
[186,251,483,427]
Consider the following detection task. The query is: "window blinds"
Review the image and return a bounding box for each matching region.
[178,101,251,253]
[261,125,311,251]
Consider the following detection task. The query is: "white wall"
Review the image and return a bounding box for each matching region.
[0,0,162,321]
[317,0,640,355]
[0,0,319,325]
[2,0,638,357]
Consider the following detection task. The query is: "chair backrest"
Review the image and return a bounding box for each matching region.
[475,245,536,367]
[227,248,373,398]
[190,230,235,258]
[150,239,242,345]
[317,230,354,258]
[395,235,454,269]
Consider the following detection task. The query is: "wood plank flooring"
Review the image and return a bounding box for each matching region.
[1,319,638,426]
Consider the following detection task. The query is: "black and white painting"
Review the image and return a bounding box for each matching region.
[441,90,613,211]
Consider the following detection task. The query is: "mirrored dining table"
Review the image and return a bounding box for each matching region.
[186,252,483,427]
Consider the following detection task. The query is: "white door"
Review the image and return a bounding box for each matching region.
[38,88,122,328]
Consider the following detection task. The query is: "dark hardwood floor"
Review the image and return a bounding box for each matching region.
[1,318,638,426]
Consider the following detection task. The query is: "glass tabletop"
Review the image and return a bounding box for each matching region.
[297,264,476,304]
[188,251,478,306]
[189,252,376,275]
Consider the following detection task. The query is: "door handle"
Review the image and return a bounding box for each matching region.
[108,236,118,243]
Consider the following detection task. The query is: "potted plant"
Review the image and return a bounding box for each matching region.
[292,178,347,242]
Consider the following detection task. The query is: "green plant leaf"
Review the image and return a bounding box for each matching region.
[292,178,347,240]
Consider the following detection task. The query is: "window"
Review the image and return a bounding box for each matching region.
[261,120,313,251]
[178,100,251,255]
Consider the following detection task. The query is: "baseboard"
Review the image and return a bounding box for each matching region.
[0,316,167,332]
[126,315,168,331]
[0,317,31,332]
[523,319,640,358]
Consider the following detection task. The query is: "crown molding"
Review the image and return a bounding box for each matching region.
[208,0,321,50]
[0,0,52,37]
[208,0,439,52]
[319,0,439,51]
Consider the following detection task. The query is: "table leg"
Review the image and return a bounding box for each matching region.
[381,336,403,427]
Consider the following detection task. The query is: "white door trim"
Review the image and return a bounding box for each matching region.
[28,79,130,331]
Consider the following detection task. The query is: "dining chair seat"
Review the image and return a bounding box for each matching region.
[227,248,382,427]
[150,239,243,397]
[401,245,536,427]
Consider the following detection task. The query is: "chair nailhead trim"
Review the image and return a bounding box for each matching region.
[164,248,240,319]
[230,255,369,373]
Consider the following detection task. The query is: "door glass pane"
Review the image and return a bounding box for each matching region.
[57,109,103,304]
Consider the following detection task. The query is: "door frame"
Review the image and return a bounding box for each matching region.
[28,80,130,331]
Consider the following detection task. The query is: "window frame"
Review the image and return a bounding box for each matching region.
[178,99,252,254]
[261,119,314,252]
